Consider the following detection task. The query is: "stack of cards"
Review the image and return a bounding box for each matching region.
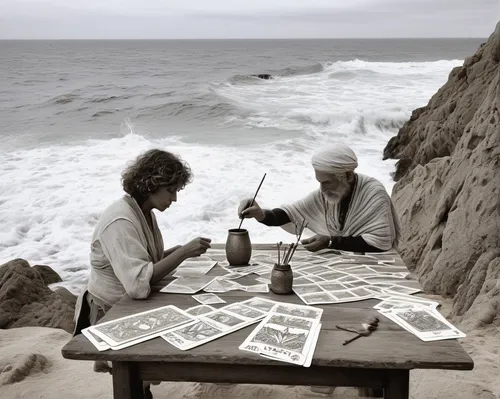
[377,303,466,342]
[239,302,323,367]
[82,305,197,351]
[161,298,276,350]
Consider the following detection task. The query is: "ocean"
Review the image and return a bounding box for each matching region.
[0,38,484,293]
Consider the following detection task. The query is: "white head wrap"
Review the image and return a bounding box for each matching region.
[311,144,358,174]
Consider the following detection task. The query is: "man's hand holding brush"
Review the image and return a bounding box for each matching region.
[238,199,265,222]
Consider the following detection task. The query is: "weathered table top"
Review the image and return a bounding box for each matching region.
[62,244,474,371]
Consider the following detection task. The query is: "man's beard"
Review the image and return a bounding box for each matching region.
[323,184,350,204]
[323,191,343,204]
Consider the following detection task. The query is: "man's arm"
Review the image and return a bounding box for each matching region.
[259,208,291,226]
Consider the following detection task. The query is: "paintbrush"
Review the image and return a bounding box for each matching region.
[287,219,307,264]
[238,173,267,229]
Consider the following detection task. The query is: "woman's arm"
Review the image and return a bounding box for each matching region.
[163,245,182,258]
[150,249,188,284]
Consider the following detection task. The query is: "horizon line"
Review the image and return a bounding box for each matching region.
[0,36,488,41]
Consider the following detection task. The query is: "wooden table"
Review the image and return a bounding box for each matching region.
[62,244,474,399]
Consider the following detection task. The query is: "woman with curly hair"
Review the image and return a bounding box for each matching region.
[74,149,211,388]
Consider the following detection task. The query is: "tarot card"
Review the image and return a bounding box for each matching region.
[239,313,320,366]
[338,265,374,273]
[271,303,323,320]
[223,271,252,280]
[206,253,229,262]
[367,265,409,274]
[349,287,375,299]
[383,307,466,341]
[336,274,360,282]
[300,265,332,275]
[240,297,279,312]
[317,270,349,281]
[293,276,316,286]
[256,276,271,284]
[222,303,267,320]
[330,289,358,302]
[161,320,226,350]
[303,322,322,367]
[89,305,195,346]
[185,304,217,316]
[292,283,325,296]
[362,276,408,284]
[317,281,347,292]
[192,293,226,305]
[82,327,110,351]
[376,293,439,308]
[173,260,217,277]
[201,309,250,331]
[303,274,325,282]
[217,277,245,291]
[160,276,216,294]
[203,279,228,293]
[374,299,435,312]
[243,283,270,293]
[385,284,422,295]
[299,291,335,305]
[341,279,369,289]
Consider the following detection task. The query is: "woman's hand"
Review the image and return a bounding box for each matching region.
[238,198,265,221]
[300,234,330,252]
[180,237,212,258]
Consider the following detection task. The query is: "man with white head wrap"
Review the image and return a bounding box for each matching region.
[238,144,401,252]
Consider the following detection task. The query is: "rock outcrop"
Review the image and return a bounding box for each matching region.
[0,259,76,333]
[383,22,500,328]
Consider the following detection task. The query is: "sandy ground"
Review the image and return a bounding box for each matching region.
[1,297,499,399]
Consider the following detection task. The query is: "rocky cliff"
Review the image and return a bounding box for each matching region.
[384,22,500,328]
[0,259,76,333]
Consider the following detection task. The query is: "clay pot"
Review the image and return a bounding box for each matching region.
[225,228,252,266]
[271,263,293,294]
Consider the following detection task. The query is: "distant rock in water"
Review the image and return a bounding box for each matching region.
[384,22,500,328]
[251,74,273,80]
[0,259,76,333]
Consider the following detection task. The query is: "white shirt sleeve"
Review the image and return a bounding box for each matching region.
[98,218,154,299]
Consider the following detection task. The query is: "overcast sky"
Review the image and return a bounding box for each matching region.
[0,0,497,39]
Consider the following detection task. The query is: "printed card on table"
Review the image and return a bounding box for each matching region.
[380,306,466,341]
[160,276,216,294]
[173,260,218,277]
[239,312,321,366]
[200,309,250,331]
[88,305,196,347]
[185,304,217,316]
[162,320,227,350]
[192,293,226,305]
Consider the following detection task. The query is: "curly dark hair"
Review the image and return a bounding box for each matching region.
[121,149,193,204]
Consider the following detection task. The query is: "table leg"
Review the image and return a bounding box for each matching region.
[384,370,409,399]
[112,361,144,399]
